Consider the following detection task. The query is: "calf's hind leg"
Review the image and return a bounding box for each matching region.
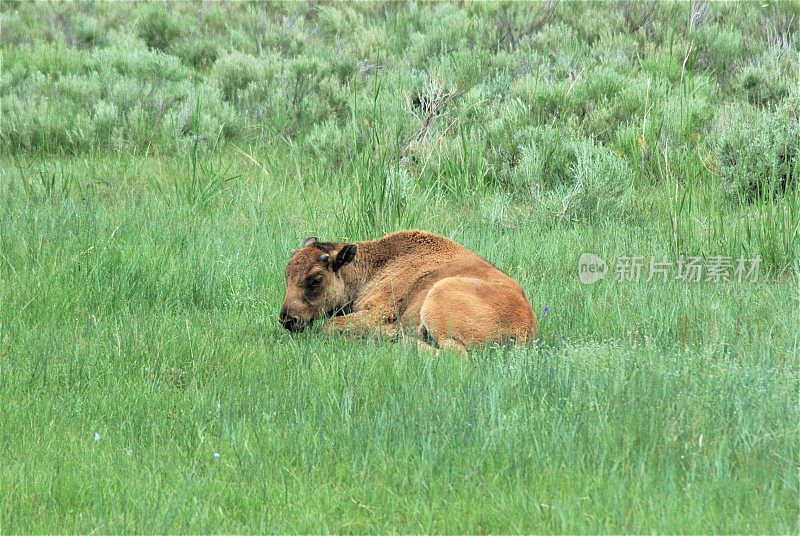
[419,276,535,352]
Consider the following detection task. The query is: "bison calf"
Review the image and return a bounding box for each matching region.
[280,230,537,353]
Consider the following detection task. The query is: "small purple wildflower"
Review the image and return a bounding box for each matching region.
[213,452,220,458]
[541,306,550,319]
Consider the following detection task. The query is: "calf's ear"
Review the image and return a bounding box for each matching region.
[332,243,357,272]
[303,236,318,248]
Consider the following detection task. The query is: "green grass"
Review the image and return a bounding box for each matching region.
[1,1,798,533]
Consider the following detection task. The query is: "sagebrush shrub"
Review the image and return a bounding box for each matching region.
[712,102,798,200]
[738,50,792,108]
[0,0,796,207]
[212,51,272,101]
[569,138,636,217]
[139,4,182,52]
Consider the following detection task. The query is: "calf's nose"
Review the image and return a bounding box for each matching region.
[279,305,300,331]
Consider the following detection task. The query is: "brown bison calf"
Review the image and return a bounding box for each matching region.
[279,230,537,353]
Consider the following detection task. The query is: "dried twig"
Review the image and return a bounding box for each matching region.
[532,182,581,220]
[525,0,560,36]
[615,0,657,34]
[402,80,456,145]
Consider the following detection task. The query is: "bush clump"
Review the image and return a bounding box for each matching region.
[712,103,798,200]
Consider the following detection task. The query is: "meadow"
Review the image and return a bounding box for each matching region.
[0,1,798,532]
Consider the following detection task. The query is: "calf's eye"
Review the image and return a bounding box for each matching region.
[310,275,323,287]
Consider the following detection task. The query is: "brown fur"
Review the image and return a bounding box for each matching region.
[279,230,537,353]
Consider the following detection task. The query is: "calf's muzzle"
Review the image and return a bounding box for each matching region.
[279,305,306,332]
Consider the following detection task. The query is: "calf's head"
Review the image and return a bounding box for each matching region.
[279,236,357,332]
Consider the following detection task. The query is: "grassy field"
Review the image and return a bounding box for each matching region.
[1,1,798,532]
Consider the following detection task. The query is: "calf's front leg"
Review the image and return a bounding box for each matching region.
[322,310,399,340]
[322,310,438,353]
[323,309,440,353]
